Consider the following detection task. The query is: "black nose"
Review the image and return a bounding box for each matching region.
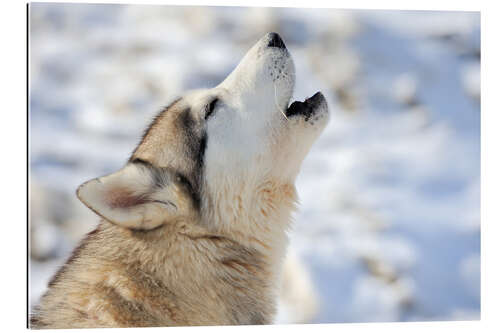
[267,32,286,49]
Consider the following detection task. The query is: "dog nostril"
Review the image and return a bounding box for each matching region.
[267,32,286,49]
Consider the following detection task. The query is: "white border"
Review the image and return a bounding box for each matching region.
[2,0,497,332]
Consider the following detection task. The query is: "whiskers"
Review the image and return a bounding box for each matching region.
[273,81,289,121]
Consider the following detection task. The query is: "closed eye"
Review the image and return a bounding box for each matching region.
[205,98,219,120]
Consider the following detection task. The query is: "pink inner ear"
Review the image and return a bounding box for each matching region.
[107,187,148,209]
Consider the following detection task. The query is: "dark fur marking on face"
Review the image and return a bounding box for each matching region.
[176,171,201,210]
[197,134,207,169]
[195,133,207,204]
[176,108,208,210]
[179,107,194,134]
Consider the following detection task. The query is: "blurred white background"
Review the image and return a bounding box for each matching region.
[29,3,480,324]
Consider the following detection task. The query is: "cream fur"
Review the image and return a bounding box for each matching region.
[30,32,328,328]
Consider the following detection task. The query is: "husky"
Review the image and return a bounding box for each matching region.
[30,32,328,328]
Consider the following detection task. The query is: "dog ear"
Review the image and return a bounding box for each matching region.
[76,162,191,230]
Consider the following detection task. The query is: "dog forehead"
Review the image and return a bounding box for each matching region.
[183,89,214,105]
[131,100,190,163]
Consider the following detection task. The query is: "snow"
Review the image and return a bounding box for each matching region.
[29,4,480,324]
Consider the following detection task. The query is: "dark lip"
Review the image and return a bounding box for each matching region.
[285,92,324,120]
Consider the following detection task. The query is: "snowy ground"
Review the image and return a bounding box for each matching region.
[29,4,480,324]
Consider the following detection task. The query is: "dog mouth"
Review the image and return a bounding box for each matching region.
[285,92,326,121]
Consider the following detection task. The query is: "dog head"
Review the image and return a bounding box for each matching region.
[77,33,329,230]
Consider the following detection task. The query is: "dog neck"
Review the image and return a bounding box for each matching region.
[202,176,298,283]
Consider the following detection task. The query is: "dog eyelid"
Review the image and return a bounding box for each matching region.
[204,98,219,120]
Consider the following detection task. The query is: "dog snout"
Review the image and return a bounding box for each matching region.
[267,32,286,49]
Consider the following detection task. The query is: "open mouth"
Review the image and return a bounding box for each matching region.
[285,92,326,121]
[259,32,326,121]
